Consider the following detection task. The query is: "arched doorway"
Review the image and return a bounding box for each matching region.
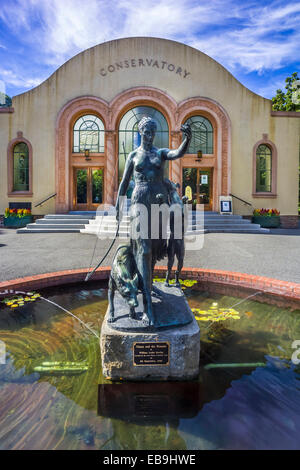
[55,91,230,213]
[181,115,215,210]
[72,114,105,211]
[177,98,231,212]
[55,96,109,213]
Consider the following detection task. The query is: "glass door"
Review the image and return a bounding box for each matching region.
[74,167,104,210]
[198,169,211,209]
[182,168,213,210]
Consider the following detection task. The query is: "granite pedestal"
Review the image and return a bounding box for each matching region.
[100,283,200,381]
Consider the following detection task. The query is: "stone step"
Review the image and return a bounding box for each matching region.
[84,222,250,232]
[17,228,81,233]
[203,220,249,225]
[201,223,263,230]
[89,217,249,225]
[91,215,243,220]
[68,211,115,216]
[37,218,91,225]
[68,211,98,216]
[89,216,245,224]
[45,214,96,220]
[193,215,243,220]
[206,228,269,233]
[17,209,267,234]
[26,223,86,230]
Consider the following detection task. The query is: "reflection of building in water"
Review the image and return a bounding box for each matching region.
[0,38,299,225]
[98,382,202,450]
[96,373,251,449]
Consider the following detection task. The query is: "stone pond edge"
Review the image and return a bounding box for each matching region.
[0,267,299,308]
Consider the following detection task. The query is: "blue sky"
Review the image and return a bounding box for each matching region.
[0,0,299,99]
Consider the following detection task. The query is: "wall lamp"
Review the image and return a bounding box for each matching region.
[84,149,91,161]
[195,150,203,162]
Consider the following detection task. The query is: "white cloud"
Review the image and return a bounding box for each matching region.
[0,79,5,94]
[0,0,230,65]
[0,68,45,89]
[190,1,300,73]
[0,0,299,77]
[256,77,288,99]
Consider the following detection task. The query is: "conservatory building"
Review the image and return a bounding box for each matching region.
[0,37,299,226]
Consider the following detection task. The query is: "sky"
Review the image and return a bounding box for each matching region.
[0,0,299,99]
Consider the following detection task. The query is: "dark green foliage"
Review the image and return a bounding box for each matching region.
[272,72,300,111]
[0,93,12,107]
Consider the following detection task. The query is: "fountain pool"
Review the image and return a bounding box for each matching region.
[0,280,299,450]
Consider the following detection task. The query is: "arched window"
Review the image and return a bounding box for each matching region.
[118,106,169,180]
[73,114,104,153]
[256,144,272,192]
[184,115,213,154]
[13,142,29,191]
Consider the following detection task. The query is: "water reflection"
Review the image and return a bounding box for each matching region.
[180,358,300,450]
[98,382,202,422]
[0,282,300,450]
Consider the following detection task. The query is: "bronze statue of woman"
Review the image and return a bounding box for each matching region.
[116,117,191,326]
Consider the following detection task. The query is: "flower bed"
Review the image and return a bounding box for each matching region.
[4,208,33,228]
[252,208,280,228]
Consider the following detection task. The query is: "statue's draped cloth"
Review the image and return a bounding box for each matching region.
[130,181,169,264]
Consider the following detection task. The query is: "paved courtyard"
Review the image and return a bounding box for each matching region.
[0,227,300,283]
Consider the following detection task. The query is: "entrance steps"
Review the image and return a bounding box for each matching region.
[17,214,96,233]
[17,210,269,234]
[80,211,269,236]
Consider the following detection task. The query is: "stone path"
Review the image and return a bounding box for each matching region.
[1,227,299,283]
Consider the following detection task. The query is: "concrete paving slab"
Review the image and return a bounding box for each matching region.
[0,227,299,283]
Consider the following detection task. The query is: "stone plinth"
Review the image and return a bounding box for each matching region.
[100,283,200,381]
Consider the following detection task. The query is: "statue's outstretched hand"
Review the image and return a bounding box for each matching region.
[181,123,192,141]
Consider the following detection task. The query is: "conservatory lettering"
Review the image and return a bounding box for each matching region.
[99,58,191,79]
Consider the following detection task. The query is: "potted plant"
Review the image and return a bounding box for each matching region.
[3,208,33,228]
[252,208,280,228]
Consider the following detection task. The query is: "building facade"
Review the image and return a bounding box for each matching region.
[0,37,299,225]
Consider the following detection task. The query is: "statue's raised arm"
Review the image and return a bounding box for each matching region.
[163,124,192,161]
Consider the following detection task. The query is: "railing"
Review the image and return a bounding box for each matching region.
[35,193,57,208]
[230,193,253,208]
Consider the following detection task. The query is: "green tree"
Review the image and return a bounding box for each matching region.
[0,93,12,107]
[272,72,300,111]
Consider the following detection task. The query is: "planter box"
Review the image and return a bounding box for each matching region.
[252,215,280,228]
[4,216,33,228]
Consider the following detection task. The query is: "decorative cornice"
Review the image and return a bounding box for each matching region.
[0,107,14,113]
[109,86,177,129]
[271,111,300,117]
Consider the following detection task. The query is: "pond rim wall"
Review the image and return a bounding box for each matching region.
[0,267,299,310]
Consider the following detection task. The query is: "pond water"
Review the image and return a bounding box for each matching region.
[0,281,299,450]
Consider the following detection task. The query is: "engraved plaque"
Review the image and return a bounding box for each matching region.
[133,342,169,366]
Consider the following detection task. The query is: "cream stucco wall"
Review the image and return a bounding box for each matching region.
[0,37,299,215]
